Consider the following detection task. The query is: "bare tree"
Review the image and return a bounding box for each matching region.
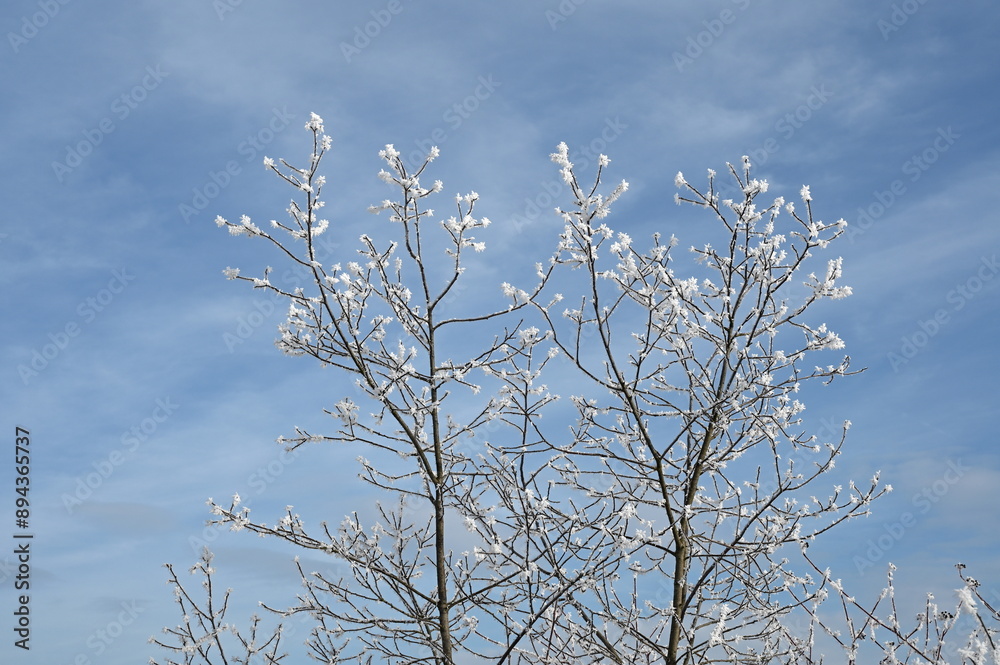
[151,548,287,665]
[152,115,997,665]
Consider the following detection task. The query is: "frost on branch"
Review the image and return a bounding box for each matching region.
[528,150,896,664]
[156,122,996,665]
[150,547,286,665]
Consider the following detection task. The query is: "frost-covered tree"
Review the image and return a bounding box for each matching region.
[152,115,998,665]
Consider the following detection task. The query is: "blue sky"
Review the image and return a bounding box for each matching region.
[2,1,999,663]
